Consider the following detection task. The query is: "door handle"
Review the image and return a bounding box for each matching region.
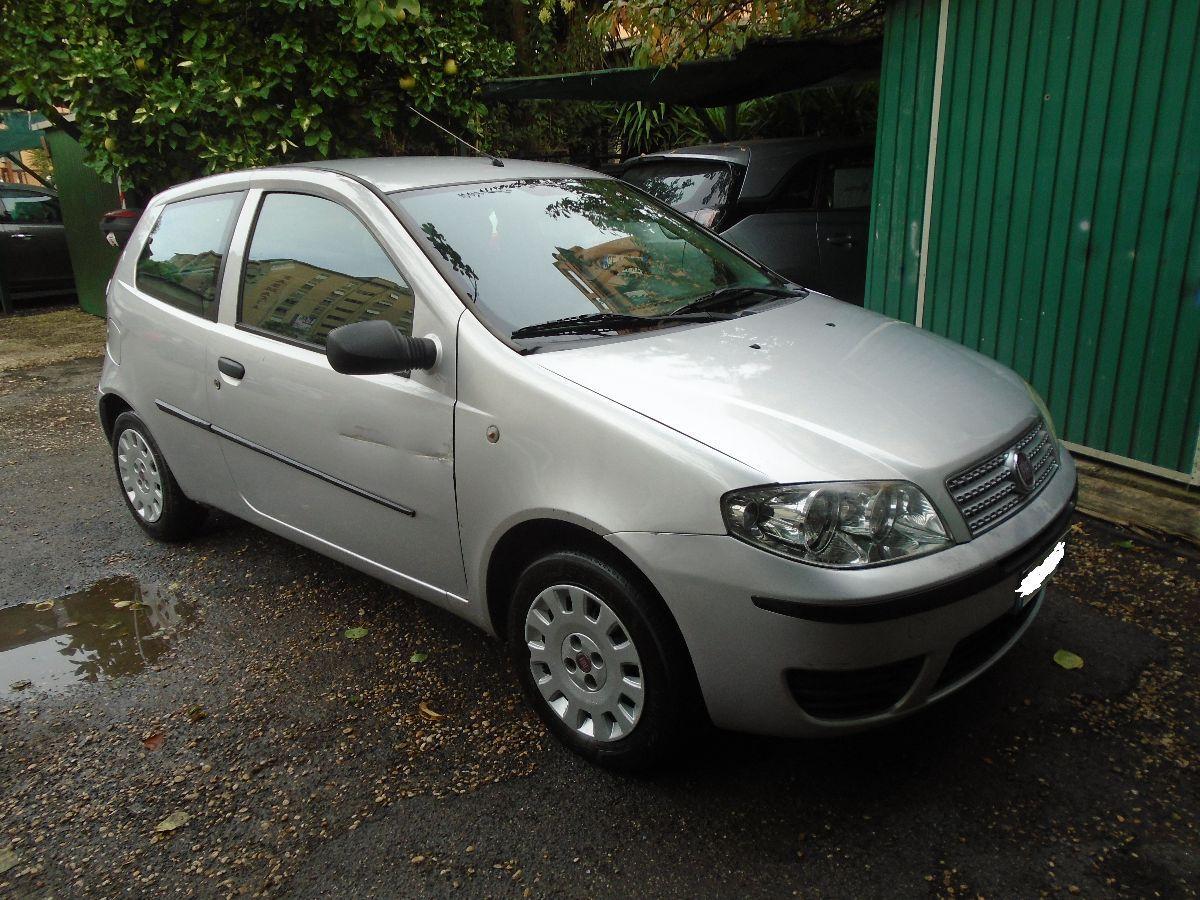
[824,234,856,247]
[9,233,33,240]
[217,357,245,380]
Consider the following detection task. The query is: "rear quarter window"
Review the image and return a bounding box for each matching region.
[620,160,740,228]
[135,192,241,318]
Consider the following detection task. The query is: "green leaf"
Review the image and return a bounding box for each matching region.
[1053,649,1084,670]
[1114,540,1136,550]
[154,810,190,832]
[344,626,369,640]
[0,847,19,875]
[409,651,427,663]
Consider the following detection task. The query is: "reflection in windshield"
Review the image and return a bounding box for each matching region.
[620,161,735,228]
[393,178,778,337]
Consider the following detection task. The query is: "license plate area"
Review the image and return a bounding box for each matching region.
[1014,539,1066,610]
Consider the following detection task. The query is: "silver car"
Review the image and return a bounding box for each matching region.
[98,158,1076,769]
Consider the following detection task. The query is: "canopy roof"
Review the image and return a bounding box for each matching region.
[482,37,882,107]
[0,111,50,156]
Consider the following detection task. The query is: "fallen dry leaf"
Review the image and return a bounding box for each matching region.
[418,701,444,721]
[0,847,19,875]
[142,731,166,751]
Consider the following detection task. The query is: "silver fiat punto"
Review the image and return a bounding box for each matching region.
[98,157,1076,769]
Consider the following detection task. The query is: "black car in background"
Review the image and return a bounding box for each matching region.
[0,183,74,302]
[618,138,874,305]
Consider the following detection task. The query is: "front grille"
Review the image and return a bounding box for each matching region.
[786,656,923,721]
[946,418,1058,536]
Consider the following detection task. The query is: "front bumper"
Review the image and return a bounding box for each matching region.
[607,449,1077,738]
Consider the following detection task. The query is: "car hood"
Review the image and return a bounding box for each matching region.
[534,294,1038,485]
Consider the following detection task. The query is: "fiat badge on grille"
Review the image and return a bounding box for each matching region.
[1006,448,1035,494]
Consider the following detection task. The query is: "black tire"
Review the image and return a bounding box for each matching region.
[111,411,206,542]
[507,549,699,771]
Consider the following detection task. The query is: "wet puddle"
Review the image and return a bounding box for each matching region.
[0,576,193,699]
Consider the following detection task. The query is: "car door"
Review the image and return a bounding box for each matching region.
[206,177,466,604]
[0,189,71,295]
[718,156,822,286]
[111,187,247,510]
[814,147,874,305]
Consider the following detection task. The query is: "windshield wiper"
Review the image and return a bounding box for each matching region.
[668,284,807,318]
[510,310,732,340]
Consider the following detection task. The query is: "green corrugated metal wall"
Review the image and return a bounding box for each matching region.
[867,0,1200,480]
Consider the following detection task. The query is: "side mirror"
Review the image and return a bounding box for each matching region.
[99,208,143,249]
[326,320,437,375]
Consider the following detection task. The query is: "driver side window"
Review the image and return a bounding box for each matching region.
[239,193,415,349]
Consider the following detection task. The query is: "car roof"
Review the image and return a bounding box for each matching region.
[621,136,871,201]
[284,156,601,193]
[0,183,56,197]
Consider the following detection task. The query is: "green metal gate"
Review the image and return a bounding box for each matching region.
[867,0,1200,482]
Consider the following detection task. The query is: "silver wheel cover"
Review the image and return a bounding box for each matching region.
[117,428,164,524]
[524,584,645,742]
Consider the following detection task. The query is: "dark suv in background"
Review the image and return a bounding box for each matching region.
[0,183,75,302]
[619,138,873,305]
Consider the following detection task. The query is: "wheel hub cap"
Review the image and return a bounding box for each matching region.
[117,428,164,524]
[524,585,644,742]
[561,632,606,691]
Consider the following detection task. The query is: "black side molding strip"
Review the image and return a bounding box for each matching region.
[154,399,416,518]
[752,491,1076,624]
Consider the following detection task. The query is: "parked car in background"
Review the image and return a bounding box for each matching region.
[0,184,74,301]
[99,158,1075,770]
[100,207,145,249]
[619,138,874,304]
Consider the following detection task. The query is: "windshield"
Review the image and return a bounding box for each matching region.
[390,178,782,339]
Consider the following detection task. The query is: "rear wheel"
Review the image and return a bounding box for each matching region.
[508,549,697,770]
[111,411,206,542]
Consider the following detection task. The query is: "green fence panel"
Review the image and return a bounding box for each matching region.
[44,130,119,317]
[867,0,1200,477]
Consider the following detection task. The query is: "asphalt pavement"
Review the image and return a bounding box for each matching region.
[0,357,1196,898]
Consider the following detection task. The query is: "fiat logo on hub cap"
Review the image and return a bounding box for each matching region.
[576,653,592,673]
[1006,449,1035,493]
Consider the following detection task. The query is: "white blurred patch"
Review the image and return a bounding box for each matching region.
[1017,540,1066,598]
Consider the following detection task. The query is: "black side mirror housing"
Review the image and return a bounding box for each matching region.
[326,320,438,375]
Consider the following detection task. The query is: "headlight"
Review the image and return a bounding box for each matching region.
[1025,382,1057,440]
[721,481,952,568]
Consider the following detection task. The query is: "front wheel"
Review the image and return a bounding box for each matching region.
[507,550,698,771]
